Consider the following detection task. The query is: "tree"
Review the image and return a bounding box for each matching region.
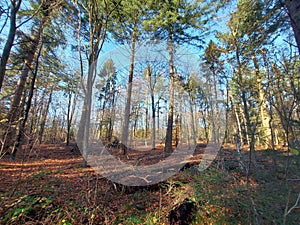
[109,0,148,154]
[144,64,156,149]
[185,75,200,147]
[267,51,300,151]
[65,72,79,146]
[96,58,117,142]
[284,0,300,55]
[140,62,166,149]
[11,42,43,159]
[2,0,69,156]
[219,0,286,156]
[0,0,22,91]
[203,40,225,143]
[75,0,120,167]
[144,0,215,153]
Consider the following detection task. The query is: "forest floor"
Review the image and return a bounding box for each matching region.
[0,142,299,225]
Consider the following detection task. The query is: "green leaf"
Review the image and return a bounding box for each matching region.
[290,148,299,155]
[12,208,25,217]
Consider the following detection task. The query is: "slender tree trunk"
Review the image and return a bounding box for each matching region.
[3,16,46,151]
[80,60,96,167]
[66,86,77,146]
[151,93,156,149]
[99,86,109,139]
[284,0,300,55]
[165,32,175,153]
[223,84,230,143]
[210,72,218,143]
[121,22,137,154]
[76,0,109,167]
[77,93,87,149]
[234,39,256,168]
[29,91,38,134]
[249,42,271,147]
[174,115,180,147]
[32,90,44,134]
[145,97,149,139]
[0,0,22,91]
[38,87,53,143]
[230,95,243,145]
[107,91,116,142]
[157,100,160,141]
[189,98,197,147]
[241,91,257,175]
[67,91,72,146]
[203,109,209,144]
[11,42,43,159]
[146,65,156,149]
[261,50,277,149]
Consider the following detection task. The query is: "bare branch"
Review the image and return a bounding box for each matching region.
[285,193,300,216]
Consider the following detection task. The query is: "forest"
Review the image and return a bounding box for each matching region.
[0,0,299,224]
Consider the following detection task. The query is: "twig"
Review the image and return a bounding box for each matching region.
[284,193,300,216]
[287,178,300,181]
[4,195,29,209]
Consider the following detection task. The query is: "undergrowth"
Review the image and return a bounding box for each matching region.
[0,149,299,224]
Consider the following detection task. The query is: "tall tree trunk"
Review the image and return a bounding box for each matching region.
[241,91,257,170]
[284,0,300,55]
[249,41,271,147]
[203,109,209,144]
[146,65,156,149]
[67,91,73,146]
[234,39,256,171]
[165,32,175,153]
[66,87,77,146]
[38,87,53,143]
[0,0,22,91]
[151,93,156,149]
[189,99,197,147]
[210,71,219,143]
[78,59,96,167]
[11,42,43,159]
[121,22,137,154]
[157,100,160,141]
[3,18,46,151]
[145,97,149,139]
[107,91,116,142]
[230,95,243,145]
[29,91,38,134]
[83,65,94,167]
[75,0,110,167]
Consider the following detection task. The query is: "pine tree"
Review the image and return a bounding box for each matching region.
[2,0,71,157]
[96,59,117,142]
[144,0,215,152]
[0,0,22,91]
[75,0,121,166]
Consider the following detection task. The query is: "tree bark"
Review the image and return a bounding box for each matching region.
[248,38,271,147]
[165,31,175,153]
[151,92,156,149]
[284,0,300,55]
[0,0,22,91]
[38,87,53,143]
[3,16,46,152]
[66,86,77,146]
[11,42,43,159]
[189,99,197,147]
[83,64,94,167]
[120,22,137,154]
[235,46,257,169]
